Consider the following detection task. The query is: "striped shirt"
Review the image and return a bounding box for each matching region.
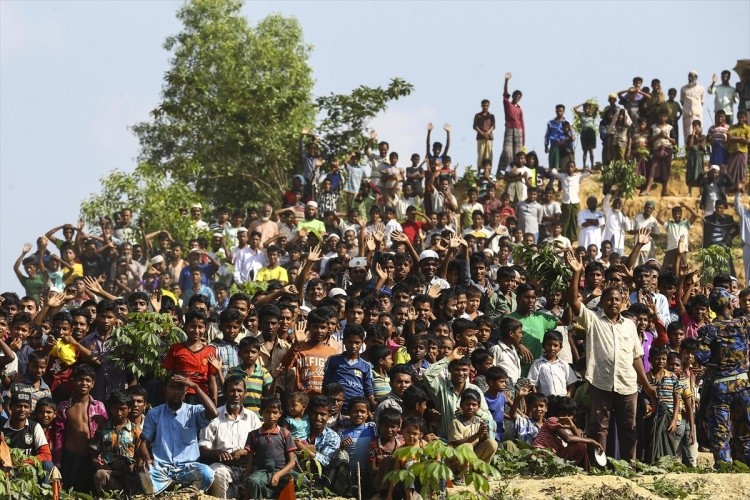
[228,363,273,414]
[533,417,564,453]
[211,339,239,378]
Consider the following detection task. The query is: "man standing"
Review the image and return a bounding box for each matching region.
[695,288,750,466]
[680,71,705,142]
[544,105,569,171]
[630,201,661,265]
[708,70,739,125]
[248,204,279,247]
[137,374,218,495]
[566,251,655,460]
[473,99,496,169]
[577,196,605,256]
[231,229,266,285]
[199,375,261,499]
[498,73,525,172]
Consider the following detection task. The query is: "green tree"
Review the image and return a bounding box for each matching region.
[80,162,205,244]
[131,0,315,207]
[315,77,414,156]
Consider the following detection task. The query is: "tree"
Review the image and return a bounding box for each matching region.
[315,77,414,156]
[80,162,206,244]
[131,0,315,207]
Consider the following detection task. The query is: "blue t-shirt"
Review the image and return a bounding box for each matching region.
[322,355,374,412]
[339,422,377,473]
[484,391,506,442]
[142,403,209,464]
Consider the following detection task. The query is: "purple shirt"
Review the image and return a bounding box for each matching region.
[52,397,108,464]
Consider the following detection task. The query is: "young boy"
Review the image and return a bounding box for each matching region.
[367,407,402,496]
[470,349,494,392]
[447,388,498,465]
[484,366,508,443]
[322,324,376,411]
[527,330,577,397]
[52,363,108,493]
[510,383,546,444]
[393,334,429,380]
[463,286,484,321]
[339,396,378,483]
[243,395,296,499]
[489,317,523,385]
[91,389,141,496]
[32,397,57,457]
[256,245,289,284]
[3,391,52,469]
[367,344,393,402]
[643,347,681,463]
[667,352,696,467]
[11,350,52,411]
[229,336,273,415]
[387,415,425,500]
[212,308,243,380]
[280,309,338,396]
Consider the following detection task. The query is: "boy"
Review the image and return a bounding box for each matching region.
[489,316,523,385]
[510,383,546,444]
[52,363,108,493]
[667,352,696,467]
[339,396,378,484]
[463,285,484,321]
[527,330,577,397]
[448,388,498,468]
[387,415,425,500]
[280,309,338,396]
[551,160,590,243]
[11,350,52,411]
[323,324,376,411]
[256,245,289,283]
[3,391,52,470]
[229,336,273,415]
[367,407,402,496]
[126,385,148,429]
[212,308,243,379]
[484,267,517,321]
[91,389,141,496]
[643,347,681,463]
[484,366,508,442]
[32,397,56,457]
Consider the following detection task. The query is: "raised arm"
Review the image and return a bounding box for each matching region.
[443,123,451,156]
[13,243,32,282]
[425,123,433,158]
[565,250,584,317]
[625,228,651,271]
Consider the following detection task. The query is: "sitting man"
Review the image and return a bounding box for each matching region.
[199,374,261,499]
[137,373,218,495]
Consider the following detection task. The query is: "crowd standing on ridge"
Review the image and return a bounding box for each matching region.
[3,67,750,499]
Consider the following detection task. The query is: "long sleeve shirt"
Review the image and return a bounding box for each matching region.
[424,357,492,438]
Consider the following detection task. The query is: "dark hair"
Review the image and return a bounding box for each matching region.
[306,395,331,414]
[460,388,482,404]
[323,382,345,397]
[648,346,669,360]
[188,294,211,309]
[106,389,133,407]
[27,351,48,368]
[229,292,252,308]
[260,395,283,412]
[378,407,402,427]
[542,330,563,345]
[486,366,508,383]
[287,391,309,406]
[406,334,426,350]
[547,395,576,417]
[470,348,492,368]
[223,374,246,394]
[498,316,522,338]
[238,336,262,350]
[126,385,148,401]
[343,323,366,341]
[34,397,56,412]
[52,311,73,327]
[219,308,243,326]
[72,363,96,380]
[11,312,33,326]
[389,363,416,380]
[348,396,369,412]
[401,415,425,431]
[680,338,699,353]
[184,308,208,325]
[448,356,471,370]
[526,392,547,409]
[367,344,392,365]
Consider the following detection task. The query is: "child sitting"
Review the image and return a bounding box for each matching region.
[484,366,508,443]
[447,388,498,466]
[533,395,603,472]
[527,330,577,397]
[510,383,546,444]
[91,389,141,496]
[368,407,403,497]
[282,392,310,440]
[339,397,378,487]
[243,395,296,499]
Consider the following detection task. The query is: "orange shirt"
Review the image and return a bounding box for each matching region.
[163,343,217,394]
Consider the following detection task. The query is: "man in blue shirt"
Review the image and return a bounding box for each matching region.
[544,104,570,170]
[137,374,218,495]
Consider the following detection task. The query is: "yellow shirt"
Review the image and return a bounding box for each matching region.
[728,123,750,154]
[256,266,288,283]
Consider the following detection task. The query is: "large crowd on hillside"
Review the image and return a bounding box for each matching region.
[2,67,750,499]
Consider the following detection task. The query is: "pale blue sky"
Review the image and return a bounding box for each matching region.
[1,0,749,294]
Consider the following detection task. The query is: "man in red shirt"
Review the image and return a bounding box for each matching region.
[498,72,525,173]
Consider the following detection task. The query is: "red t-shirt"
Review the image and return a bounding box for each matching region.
[163,343,217,394]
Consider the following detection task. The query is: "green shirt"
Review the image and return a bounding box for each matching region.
[508,311,559,376]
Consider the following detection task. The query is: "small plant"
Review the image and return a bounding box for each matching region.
[694,245,733,284]
[643,476,704,499]
[384,440,499,499]
[512,243,573,293]
[580,483,649,500]
[600,159,646,199]
[106,312,185,380]
[0,450,94,499]
[229,279,269,298]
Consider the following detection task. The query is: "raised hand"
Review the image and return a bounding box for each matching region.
[149,291,162,313]
[84,276,104,295]
[443,123,451,132]
[365,233,376,252]
[47,291,67,309]
[370,130,377,140]
[636,228,652,246]
[207,354,222,373]
[307,245,323,262]
[293,320,308,344]
[565,250,584,273]
[427,122,433,132]
[375,263,387,280]
[427,283,442,299]
[22,243,32,254]
[390,230,409,244]
[505,72,512,80]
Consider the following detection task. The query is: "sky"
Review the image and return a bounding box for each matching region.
[1,0,749,295]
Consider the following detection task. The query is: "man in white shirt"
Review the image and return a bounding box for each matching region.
[680,71,705,143]
[516,188,544,242]
[577,196,605,255]
[708,70,739,124]
[551,161,591,244]
[629,264,672,327]
[504,151,530,203]
[231,229,267,284]
[602,192,632,256]
[630,201,661,265]
[199,375,261,498]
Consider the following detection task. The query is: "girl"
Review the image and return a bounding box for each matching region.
[708,110,729,167]
[685,120,706,195]
[631,118,651,182]
[646,111,675,197]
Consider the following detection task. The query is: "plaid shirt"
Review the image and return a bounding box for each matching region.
[211,339,240,377]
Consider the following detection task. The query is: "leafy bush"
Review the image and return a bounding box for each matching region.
[601,159,646,199]
[512,243,573,293]
[106,312,186,380]
[694,245,733,284]
[384,440,500,499]
[229,279,268,298]
[493,446,581,478]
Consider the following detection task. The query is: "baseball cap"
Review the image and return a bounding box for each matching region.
[10,391,32,406]
[328,288,347,299]
[419,250,439,261]
[306,201,318,208]
[190,203,203,210]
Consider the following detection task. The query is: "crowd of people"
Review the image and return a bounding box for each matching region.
[2,66,750,499]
